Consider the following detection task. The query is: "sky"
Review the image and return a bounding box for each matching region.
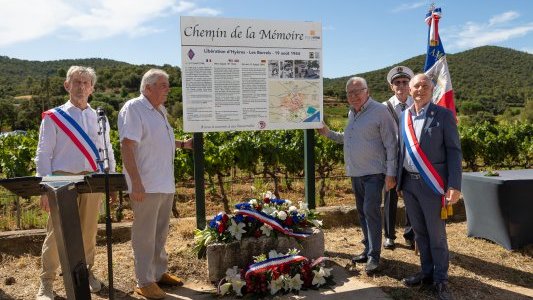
[1,0,532,78]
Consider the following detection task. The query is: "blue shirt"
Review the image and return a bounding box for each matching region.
[327,97,397,177]
[403,102,430,173]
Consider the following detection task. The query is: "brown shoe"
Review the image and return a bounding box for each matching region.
[134,283,166,299]
[157,273,184,286]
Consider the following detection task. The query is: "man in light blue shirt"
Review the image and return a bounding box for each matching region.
[318,76,397,274]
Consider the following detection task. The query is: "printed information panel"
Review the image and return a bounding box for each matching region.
[181,16,322,132]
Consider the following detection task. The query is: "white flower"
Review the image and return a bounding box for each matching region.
[230,278,246,296]
[268,250,281,259]
[288,205,298,213]
[260,223,273,236]
[287,273,304,291]
[225,266,239,280]
[228,219,246,240]
[249,198,258,206]
[312,267,333,287]
[287,248,300,255]
[311,219,323,227]
[285,199,292,206]
[322,266,332,278]
[269,275,284,295]
[218,282,232,295]
[277,210,288,221]
[299,201,308,211]
[262,205,275,215]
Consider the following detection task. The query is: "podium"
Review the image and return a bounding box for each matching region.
[0,173,127,299]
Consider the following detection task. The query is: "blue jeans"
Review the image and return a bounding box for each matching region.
[352,174,385,261]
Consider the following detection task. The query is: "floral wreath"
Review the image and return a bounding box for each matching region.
[194,191,322,256]
[218,249,333,296]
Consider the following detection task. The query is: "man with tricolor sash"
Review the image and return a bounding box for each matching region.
[34,66,116,300]
[397,74,462,300]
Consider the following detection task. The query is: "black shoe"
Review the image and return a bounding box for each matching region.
[435,282,454,300]
[404,238,415,249]
[351,252,368,264]
[383,238,395,249]
[402,272,433,287]
[365,258,379,274]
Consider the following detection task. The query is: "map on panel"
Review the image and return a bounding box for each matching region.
[268,81,321,123]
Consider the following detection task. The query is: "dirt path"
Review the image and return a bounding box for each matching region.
[1,218,532,300]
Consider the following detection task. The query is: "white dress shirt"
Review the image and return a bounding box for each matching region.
[35,101,116,176]
[385,95,414,119]
[118,95,176,194]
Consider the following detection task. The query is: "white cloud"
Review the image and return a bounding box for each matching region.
[391,1,426,13]
[0,0,221,46]
[489,11,519,26]
[447,11,533,50]
[0,0,73,47]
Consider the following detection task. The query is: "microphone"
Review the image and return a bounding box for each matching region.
[96,107,110,172]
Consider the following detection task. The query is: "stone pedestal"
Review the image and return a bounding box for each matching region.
[206,228,324,282]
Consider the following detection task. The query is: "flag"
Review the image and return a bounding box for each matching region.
[424,7,456,116]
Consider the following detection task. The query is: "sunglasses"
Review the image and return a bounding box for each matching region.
[392,80,410,86]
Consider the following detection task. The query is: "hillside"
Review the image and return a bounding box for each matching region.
[323,46,533,114]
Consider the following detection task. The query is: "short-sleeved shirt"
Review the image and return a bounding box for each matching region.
[35,100,116,176]
[118,95,176,193]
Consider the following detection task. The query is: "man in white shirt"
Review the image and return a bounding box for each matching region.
[382,66,416,250]
[34,66,116,300]
[118,69,192,299]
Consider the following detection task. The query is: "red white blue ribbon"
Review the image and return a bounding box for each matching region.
[402,110,445,196]
[245,255,307,279]
[235,209,310,238]
[425,7,441,46]
[42,108,102,172]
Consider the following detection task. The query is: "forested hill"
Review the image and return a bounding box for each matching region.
[0,56,181,97]
[323,46,533,114]
[0,46,531,131]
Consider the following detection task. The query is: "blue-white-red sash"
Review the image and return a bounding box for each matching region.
[402,110,445,197]
[245,255,307,279]
[235,209,310,238]
[42,108,102,172]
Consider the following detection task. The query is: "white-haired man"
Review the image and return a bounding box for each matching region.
[118,69,192,299]
[318,77,397,274]
[35,66,116,300]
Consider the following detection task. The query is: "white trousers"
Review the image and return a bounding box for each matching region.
[131,193,174,287]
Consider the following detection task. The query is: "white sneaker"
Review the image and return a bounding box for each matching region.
[35,281,54,300]
[88,272,102,293]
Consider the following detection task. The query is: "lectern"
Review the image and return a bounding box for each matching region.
[0,173,127,299]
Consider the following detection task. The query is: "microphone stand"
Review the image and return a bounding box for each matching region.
[97,107,114,300]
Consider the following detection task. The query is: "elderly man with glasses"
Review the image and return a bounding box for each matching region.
[317,76,397,274]
[382,66,416,250]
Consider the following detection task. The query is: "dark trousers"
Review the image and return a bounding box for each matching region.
[383,188,414,241]
[402,171,449,283]
[352,174,384,261]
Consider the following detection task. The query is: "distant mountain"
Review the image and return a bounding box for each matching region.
[324,46,533,113]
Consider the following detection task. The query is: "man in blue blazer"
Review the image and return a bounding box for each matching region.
[397,74,462,300]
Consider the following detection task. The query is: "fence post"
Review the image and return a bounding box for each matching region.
[15,195,21,229]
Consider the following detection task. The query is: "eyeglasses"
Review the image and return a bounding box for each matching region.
[347,88,367,97]
[392,80,410,86]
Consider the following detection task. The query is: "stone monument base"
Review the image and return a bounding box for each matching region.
[206,228,324,282]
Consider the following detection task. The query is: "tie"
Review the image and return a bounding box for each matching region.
[400,103,407,111]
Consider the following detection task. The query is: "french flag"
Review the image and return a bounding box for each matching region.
[424,7,456,117]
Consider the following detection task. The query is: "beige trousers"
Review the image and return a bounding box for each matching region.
[39,192,102,282]
[131,193,174,287]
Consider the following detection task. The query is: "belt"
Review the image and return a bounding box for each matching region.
[52,170,93,176]
[404,169,421,180]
